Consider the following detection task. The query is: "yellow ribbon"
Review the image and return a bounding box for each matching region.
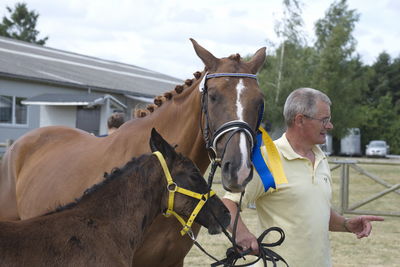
[258,127,288,186]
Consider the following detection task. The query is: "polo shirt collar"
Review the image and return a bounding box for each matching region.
[279,133,326,161]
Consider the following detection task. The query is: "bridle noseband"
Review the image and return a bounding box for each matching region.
[199,72,262,165]
[153,151,216,238]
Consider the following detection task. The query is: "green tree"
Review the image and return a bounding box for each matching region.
[369,53,400,106]
[390,57,400,105]
[359,93,400,154]
[259,44,318,132]
[0,2,48,45]
[259,0,315,133]
[366,52,392,105]
[360,53,400,154]
[312,0,367,138]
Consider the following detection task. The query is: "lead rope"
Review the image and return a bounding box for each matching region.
[190,189,288,267]
[204,132,288,266]
[210,194,288,267]
[196,73,287,266]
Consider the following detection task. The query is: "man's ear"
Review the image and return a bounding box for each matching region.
[294,114,305,127]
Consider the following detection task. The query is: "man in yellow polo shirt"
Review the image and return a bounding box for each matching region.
[223,88,384,266]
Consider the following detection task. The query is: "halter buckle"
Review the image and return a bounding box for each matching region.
[167,182,178,192]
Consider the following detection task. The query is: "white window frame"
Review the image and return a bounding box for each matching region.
[0,95,28,127]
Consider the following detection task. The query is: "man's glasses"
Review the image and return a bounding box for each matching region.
[303,114,331,127]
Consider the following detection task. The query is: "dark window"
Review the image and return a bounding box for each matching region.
[0,95,28,125]
[0,95,12,123]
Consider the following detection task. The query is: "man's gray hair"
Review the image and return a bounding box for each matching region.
[283,88,331,127]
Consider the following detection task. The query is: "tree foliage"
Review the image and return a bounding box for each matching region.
[312,0,367,138]
[258,0,400,154]
[359,53,400,154]
[0,2,48,45]
[259,0,314,135]
[260,44,318,133]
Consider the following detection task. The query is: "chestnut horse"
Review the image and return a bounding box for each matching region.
[0,129,230,266]
[0,39,266,266]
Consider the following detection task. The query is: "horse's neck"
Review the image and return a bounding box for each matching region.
[115,84,210,173]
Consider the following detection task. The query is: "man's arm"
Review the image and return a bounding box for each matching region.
[222,198,259,254]
[329,208,384,238]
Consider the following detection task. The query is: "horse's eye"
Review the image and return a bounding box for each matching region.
[209,93,218,103]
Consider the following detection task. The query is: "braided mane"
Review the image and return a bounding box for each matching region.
[133,71,202,118]
[133,52,243,118]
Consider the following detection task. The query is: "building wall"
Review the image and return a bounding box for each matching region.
[0,78,150,154]
[0,78,90,151]
[40,106,77,127]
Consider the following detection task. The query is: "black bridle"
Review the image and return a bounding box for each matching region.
[199,72,260,167]
[193,72,288,266]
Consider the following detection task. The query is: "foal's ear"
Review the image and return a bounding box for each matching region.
[150,128,176,158]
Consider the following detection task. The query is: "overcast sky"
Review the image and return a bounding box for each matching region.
[2,0,399,79]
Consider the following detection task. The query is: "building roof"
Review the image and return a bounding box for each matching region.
[0,36,183,98]
[22,93,126,109]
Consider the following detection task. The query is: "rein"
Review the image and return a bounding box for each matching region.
[209,194,288,267]
[159,72,286,266]
[192,191,288,267]
[153,151,216,237]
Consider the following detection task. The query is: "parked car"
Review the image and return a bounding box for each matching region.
[365,140,390,157]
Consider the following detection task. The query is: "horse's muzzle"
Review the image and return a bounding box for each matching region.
[221,163,253,193]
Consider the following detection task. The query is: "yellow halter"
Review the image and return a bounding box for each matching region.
[153,151,216,237]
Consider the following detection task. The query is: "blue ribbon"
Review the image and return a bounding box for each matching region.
[252,132,276,192]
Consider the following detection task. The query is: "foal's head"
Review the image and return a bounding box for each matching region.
[191,39,266,192]
[150,128,230,235]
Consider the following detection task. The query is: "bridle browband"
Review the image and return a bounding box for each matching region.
[199,72,260,165]
[153,151,216,238]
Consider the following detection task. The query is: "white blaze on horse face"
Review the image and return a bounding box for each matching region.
[235,79,251,184]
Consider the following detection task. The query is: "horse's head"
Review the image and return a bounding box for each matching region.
[150,128,230,235]
[191,39,266,192]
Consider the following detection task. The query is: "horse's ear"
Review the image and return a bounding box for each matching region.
[150,128,176,159]
[247,47,267,74]
[190,38,219,71]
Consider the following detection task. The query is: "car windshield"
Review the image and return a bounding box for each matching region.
[370,141,386,147]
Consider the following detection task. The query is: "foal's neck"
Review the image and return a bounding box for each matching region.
[79,155,167,250]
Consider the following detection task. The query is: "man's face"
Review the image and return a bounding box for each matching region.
[303,100,333,145]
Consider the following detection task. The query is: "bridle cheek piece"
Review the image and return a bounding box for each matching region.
[199,72,262,164]
[153,151,215,238]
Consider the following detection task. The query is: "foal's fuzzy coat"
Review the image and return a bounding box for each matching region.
[0,129,230,267]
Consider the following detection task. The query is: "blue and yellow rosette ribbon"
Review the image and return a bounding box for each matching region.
[252,127,288,191]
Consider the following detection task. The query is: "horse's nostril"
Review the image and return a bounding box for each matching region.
[222,161,230,173]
